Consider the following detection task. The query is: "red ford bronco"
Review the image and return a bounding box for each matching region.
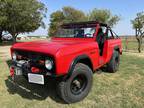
[10,21,122,103]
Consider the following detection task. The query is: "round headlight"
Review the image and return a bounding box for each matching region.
[45,59,53,70]
[12,52,17,60]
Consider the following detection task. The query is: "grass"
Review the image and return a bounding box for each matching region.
[122,39,144,51]
[0,52,144,108]
[0,41,13,46]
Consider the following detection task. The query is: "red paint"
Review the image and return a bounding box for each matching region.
[10,66,15,77]
[10,22,122,76]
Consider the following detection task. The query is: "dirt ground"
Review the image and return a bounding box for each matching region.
[0,46,11,60]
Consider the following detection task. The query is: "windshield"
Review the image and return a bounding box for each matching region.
[56,27,95,38]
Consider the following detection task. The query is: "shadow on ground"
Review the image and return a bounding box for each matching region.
[96,65,112,74]
[5,60,65,104]
[5,76,65,104]
[4,59,110,104]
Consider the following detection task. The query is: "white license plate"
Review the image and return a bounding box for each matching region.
[15,67,22,75]
[28,73,44,85]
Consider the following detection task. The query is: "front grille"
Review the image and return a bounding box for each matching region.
[16,50,45,61]
[14,50,55,75]
[15,50,45,68]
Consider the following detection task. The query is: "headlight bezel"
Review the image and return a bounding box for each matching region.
[45,58,53,70]
[12,52,17,60]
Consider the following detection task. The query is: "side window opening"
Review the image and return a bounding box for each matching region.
[107,29,114,39]
[111,30,119,38]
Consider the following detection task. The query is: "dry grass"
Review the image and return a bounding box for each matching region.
[124,51,144,58]
[0,45,144,108]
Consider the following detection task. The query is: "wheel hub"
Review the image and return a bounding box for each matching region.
[73,80,81,89]
[70,74,87,95]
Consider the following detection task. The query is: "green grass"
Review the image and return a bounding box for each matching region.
[0,41,13,46]
[122,39,144,51]
[0,53,144,108]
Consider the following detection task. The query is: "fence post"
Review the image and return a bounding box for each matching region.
[125,37,128,51]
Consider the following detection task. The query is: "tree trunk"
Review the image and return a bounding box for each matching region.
[0,31,3,43]
[13,35,16,43]
[135,29,143,53]
[136,37,142,53]
[12,33,18,44]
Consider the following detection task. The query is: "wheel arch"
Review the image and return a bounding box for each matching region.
[66,54,93,79]
[108,46,121,63]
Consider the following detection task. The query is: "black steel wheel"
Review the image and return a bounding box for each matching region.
[57,63,93,103]
[70,74,87,95]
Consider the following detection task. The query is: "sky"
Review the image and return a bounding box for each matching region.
[27,0,144,36]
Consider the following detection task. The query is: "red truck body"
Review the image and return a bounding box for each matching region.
[10,21,122,103]
[11,35,122,76]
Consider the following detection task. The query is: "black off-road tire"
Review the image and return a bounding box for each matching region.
[57,63,93,103]
[107,50,120,73]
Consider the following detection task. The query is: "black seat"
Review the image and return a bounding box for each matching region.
[96,28,105,55]
[75,29,84,38]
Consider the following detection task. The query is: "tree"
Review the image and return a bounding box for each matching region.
[131,12,144,53]
[49,11,65,36]
[0,0,7,42]
[0,0,47,43]
[48,6,86,36]
[48,7,120,37]
[88,9,120,27]
[62,7,87,23]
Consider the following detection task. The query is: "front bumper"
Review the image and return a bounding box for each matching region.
[10,60,54,78]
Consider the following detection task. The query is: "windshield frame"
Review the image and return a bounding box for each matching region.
[55,26,96,38]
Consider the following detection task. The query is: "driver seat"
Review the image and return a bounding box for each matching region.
[76,30,84,38]
[96,28,105,55]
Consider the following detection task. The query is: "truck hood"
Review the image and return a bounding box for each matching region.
[12,39,95,55]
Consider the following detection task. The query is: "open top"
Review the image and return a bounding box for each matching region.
[56,21,109,38]
[61,21,108,29]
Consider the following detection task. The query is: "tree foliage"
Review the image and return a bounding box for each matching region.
[48,6,87,36]
[0,0,7,42]
[48,7,120,36]
[88,8,120,27]
[48,11,65,36]
[131,12,144,53]
[0,0,47,42]
[62,7,87,23]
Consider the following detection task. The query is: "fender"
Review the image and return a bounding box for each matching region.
[65,54,93,79]
[107,45,121,63]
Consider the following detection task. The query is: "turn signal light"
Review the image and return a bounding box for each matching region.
[10,66,15,77]
[31,67,40,73]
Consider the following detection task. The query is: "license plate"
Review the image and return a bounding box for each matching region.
[15,67,22,75]
[28,73,44,85]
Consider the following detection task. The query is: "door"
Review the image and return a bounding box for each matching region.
[102,28,120,63]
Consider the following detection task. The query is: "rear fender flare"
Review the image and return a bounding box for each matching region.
[114,46,120,53]
[108,46,120,63]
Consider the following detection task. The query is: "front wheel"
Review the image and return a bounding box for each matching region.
[57,63,93,103]
[107,50,120,73]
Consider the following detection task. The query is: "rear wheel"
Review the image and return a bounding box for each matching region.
[57,63,93,103]
[107,50,120,73]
